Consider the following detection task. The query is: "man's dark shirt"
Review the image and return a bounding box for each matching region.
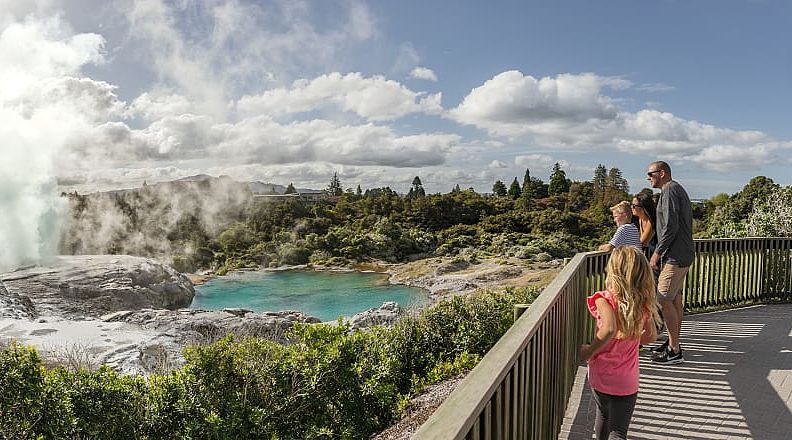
[656,180,694,267]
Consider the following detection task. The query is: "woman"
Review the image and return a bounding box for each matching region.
[632,192,666,344]
[631,193,657,254]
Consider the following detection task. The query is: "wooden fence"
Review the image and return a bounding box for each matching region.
[412,237,792,440]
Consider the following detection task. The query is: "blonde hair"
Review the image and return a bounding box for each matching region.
[610,200,632,218]
[605,246,661,339]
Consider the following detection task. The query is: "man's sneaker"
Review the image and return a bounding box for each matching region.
[652,340,669,353]
[652,347,684,364]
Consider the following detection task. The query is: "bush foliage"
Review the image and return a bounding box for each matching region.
[0,287,538,439]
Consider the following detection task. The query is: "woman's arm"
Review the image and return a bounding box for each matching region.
[639,221,654,247]
[579,298,617,360]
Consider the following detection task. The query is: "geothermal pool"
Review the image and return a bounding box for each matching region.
[190,270,430,321]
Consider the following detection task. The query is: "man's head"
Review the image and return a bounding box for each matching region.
[647,161,672,189]
[610,200,632,225]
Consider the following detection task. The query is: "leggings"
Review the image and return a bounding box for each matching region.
[592,389,638,440]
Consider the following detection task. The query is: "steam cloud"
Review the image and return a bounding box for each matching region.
[0,16,105,271]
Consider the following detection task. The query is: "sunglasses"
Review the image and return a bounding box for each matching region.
[647,170,662,177]
[631,203,641,208]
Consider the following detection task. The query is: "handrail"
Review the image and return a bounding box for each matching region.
[413,237,792,440]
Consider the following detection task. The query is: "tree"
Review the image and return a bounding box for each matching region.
[451,184,462,194]
[548,163,570,196]
[592,164,607,195]
[326,172,343,196]
[746,186,792,237]
[356,185,362,196]
[508,178,522,199]
[492,180,507,197]
[606,167,629,194]
[519,168,543,208]
[285,183,297,194]
[409,176,426,198]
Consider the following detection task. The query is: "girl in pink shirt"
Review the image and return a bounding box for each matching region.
[579,246,661,439]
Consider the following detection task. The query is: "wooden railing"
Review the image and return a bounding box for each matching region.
[412,237,792,440]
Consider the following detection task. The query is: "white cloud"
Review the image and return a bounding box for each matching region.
[120,0,377,119]
[236,72,442,121]
[130,92,192,120]
[0,16,105,102]
[392,42,420,74]
[449,71,621,137]
[514,154,555,169]
[636,82,675,92]
[489,160,509,169]
[410,67,437,81]
[451,71,792,172]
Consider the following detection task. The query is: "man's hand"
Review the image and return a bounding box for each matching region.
[650,252,660,271]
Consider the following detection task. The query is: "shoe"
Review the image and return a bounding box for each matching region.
[652,347,684,364]
[652,340,669,353]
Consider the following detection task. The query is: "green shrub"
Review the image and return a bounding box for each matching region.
[0,287,539,439]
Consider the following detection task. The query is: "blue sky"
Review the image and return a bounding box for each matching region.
[2,0,792,198]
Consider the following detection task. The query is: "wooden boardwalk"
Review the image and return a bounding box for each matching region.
[560,303,792,440]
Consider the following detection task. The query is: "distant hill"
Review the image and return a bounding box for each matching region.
[248,181,287,195]
[84,175,321,197]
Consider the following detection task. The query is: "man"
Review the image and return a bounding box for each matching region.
[647,161,694,364]
[599,201,642,251]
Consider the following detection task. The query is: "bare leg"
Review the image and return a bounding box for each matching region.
[673,293,683,350]
[660,299,680,353]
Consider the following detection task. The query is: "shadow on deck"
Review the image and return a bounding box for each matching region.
[560,303,792,440]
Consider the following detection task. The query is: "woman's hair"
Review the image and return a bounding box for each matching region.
[605,246,661,339]
[633,193,657,229]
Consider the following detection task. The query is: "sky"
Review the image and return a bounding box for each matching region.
[2,0,792,201]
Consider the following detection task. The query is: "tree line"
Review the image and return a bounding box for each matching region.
[60,165,791,274]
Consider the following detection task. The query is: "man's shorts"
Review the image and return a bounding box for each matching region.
[657,263,689,302]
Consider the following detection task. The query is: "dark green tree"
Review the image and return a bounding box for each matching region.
[326,172,343,196]
[492,180,507,197]
[356,185,362,196]
[285,183,297,194]
[548,163,570,196]
[607,167,629,194]
[409,176,426,198]
[508,178,522,199]
[592,164,608,196]
[451,184,462,194]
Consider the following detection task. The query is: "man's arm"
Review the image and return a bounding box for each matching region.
[654,188,679,258]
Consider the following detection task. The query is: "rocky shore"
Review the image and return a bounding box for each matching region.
[0,256,409,375]
[387,255,563,298]
[1,255,559,375]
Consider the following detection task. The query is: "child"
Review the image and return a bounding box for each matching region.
[579,246,661,439]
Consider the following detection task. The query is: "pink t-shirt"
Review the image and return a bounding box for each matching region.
[586,290,642,396]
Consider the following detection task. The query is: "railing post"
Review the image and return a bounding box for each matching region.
[513,304,531,322]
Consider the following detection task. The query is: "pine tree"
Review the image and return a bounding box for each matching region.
[410,176,426,198]
[326,172,343,196]
[592,164,608,195]
[492,180,507,197]
[607,168,629,193]
[508,177,522,199]
[451,184,462,193]
[356,185,362,196]
[548,162,570,195]
[285,183,297,194]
